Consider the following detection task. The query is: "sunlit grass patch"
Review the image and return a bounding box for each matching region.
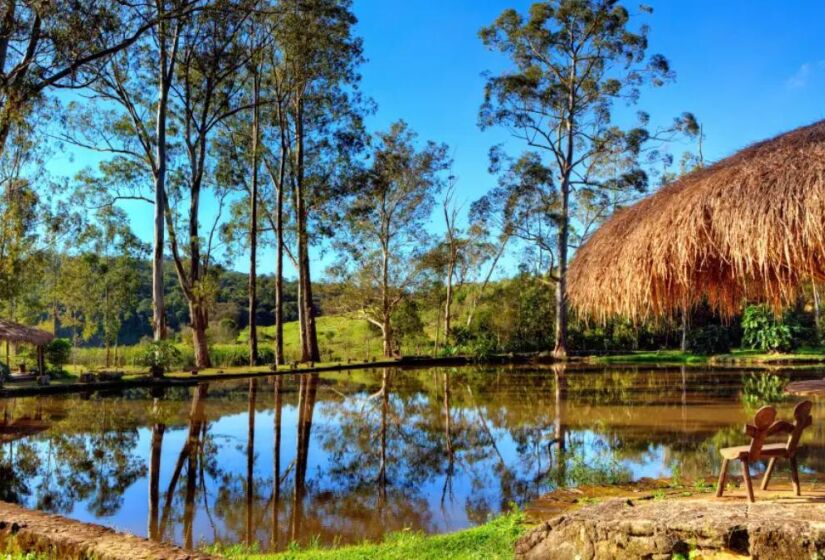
[208,511,524,560]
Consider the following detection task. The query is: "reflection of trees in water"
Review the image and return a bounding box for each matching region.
[7,366,817,553]
[313,367,564,536]
[156,383,210,549]
[1,396,145,516]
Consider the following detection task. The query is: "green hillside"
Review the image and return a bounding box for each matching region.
[239,315,386,362]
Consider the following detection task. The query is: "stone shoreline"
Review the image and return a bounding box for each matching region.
[0,500,216,559]
[519,480,825,559]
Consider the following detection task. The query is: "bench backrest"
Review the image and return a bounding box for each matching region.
[746,406,777,460]
[785,400,813,455]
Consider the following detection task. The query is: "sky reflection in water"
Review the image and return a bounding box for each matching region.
[2,364,824,552]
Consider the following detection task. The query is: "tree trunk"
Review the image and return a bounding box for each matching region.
[444,258,454,340]
[300,248,319,361]
[382,315,394,358]
[380,245,394,358]
[273,124,286,365]
[293,98,319,362]
[190,303,211,368]
[553,181,570,359]
[151,11,175,342]
[248,71,260,366]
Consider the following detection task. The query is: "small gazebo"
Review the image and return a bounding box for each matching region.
[568,120,825,322]
[0,319,55,376]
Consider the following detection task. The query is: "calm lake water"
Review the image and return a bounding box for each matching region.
[2,364,824,552]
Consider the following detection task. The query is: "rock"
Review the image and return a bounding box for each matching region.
[517,497,825,559]
[0,500,217,559]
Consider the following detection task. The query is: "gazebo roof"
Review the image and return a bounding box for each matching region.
[0,320,54,346]
[568,119,825,321]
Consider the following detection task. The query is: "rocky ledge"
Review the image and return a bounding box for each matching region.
[0,500,216,560]
[517,495,825,559]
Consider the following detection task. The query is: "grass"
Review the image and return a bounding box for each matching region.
[711,346,825,364]
[210,511,524,560]
[239,316,387,363]
[590,347,825,365]
[50,316,388,376]
[590,350,708,365]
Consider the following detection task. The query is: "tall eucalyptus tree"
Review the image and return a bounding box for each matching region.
[479,0,680,357]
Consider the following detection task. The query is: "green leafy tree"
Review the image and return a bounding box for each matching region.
[332,122,450,357]
[478,0,692,357]
[0,1,181,158]
[270,0,369,362]
[742,305,794,353]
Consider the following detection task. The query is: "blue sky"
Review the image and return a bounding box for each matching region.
[55,0,825,276]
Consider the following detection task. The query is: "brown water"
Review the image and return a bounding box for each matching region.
[1,364,823,552]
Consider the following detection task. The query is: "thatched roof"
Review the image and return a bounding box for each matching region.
[0,320,54,346]
[568,120,825,322]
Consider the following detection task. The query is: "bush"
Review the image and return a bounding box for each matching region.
[138,340,182,376]
[742,305,795,353]
[686,325,732,355]
[44,338,72,370]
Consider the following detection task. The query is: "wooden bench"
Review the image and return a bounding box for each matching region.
[716,401,812,502]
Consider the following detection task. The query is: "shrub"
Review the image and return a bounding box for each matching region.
[742,305,795,353]
[138,340,182,377]
[44,338,72,370]
[686,325,732,355]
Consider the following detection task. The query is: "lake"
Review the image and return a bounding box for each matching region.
[1,364,823,552]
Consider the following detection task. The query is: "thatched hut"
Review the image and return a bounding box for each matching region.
[0,319,54,375]
[568,120,825,321]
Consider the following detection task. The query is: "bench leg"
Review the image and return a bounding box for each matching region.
[790,456,801,496]
[761,457,776,491]
[716,458,729,497]
[742,460,755,503]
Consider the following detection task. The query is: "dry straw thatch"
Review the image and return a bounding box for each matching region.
[568,120,825,322]
[0,319,54,346]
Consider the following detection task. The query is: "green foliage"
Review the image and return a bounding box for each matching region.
[686,325,731,355]
[44,338,72,370]
[137,340,181,375]
[450,325,497,361]
[742,305,794,352]
[392,300,427,350]
[562,453,631,488]
[208,510,524,560]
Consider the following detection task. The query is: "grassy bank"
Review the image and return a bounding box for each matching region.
[589,347,825,366]
[589,350,708,365]
[211,512,524,560]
